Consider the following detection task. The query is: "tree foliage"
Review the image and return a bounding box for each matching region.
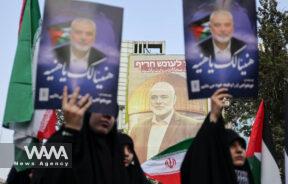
[225,0,288,176]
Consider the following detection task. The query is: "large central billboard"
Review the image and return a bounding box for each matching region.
[127,55,208,163]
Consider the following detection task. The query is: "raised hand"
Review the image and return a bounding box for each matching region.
[210,88,232,123]
[62,86,92,130]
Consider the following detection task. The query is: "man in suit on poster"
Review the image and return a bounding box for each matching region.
[198,9,246,64]
[130,82,202,163]
[54,18,106,74]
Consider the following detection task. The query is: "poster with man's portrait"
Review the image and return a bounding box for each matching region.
[183,0,258,99]
[35,0,123,116]
[127,55,208,164]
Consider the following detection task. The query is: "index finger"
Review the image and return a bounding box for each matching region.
[68,86,80,106]
[79,97,93,115]
[62,86,68,107]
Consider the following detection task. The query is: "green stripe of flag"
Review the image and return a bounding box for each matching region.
[248,156,261,184]
[4,0,41,125]
[152,138,193,159]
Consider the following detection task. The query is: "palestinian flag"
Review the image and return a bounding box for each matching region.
[246,100,281,184]
[48,22,71,47]
[142,138,193,184]
[189,16,210,42]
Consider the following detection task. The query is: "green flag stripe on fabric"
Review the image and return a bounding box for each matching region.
[248,156,261,184]
[14,138,35,172]
[152,138,193,159]
[29,0,40,46]
[246,100,281,184]
[261,102,281,184]
[143,138,193,184]
[4,0,40,124]
[246,100,263,184]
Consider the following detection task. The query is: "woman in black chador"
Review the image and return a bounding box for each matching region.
[32,86,129,184]
[118,133,150,184]
[181,88,254,184]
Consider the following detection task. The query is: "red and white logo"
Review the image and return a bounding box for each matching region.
[165,158,176,169]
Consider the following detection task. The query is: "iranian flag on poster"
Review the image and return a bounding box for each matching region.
[143,100,282,184]
[142,139,193,184]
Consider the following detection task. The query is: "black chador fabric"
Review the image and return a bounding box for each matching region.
[32,113,129,184]
[180,114,254,184]
[118,133,149,184]
[6,167,31,184]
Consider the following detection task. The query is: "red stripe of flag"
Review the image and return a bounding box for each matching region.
[37,110,57,141]
[146,173,180,184]
[18,0,28,34]
[190,26,205,40]
[246,100,264,157]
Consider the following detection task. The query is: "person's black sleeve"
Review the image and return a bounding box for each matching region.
[180,114,236,184]
[31,127,82,184]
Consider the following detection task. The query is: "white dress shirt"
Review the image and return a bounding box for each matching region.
[69,50,90,73]
[213,41,231,63]
[147,110,174,159]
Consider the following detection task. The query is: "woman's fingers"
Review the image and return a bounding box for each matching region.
[68,86,80,106]
[62,87,92,118]
[79,97,93,115]
[78,94,90,108]
[62,86,68,108]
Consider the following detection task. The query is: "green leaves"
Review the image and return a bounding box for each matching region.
[225,0,288,179]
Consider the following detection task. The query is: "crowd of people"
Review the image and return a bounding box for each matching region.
[4,87,254,184]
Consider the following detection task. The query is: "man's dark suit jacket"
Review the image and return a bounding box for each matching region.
[129,112,202,163]
[54,45,106,67]
[198,37,246,60]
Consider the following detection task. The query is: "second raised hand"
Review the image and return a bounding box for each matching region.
[210,88,232,123]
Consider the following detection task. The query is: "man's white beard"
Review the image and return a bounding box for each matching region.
[212,34,232,44]
[151,107,173,116]
[71,41,91,52]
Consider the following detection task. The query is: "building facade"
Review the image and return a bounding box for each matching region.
[117,41,166,130]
